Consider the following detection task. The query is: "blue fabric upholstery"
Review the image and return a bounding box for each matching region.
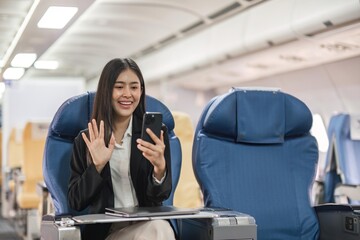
[193,88,319,239]
[43,92,181,216]
[323,113,360,203]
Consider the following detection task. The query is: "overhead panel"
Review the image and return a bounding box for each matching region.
[138,11,248,82]
[291,0,360,37]
[38,0,207,79]
[243,0,296,52]
[137,1,265,82]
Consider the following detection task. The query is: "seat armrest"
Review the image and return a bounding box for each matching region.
[41,215,81,240]
[315,204,360,240]
[37,181,55,216]
[334,184,360,203]
[178,208,257,240]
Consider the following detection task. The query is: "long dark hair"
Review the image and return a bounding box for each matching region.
[92,58,146,145]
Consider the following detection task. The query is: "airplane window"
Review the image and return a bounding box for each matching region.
[310,114,329,153]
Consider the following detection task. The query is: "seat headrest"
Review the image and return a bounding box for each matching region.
[203,88,312,144]
[50,92,174,139]
[51,92,95,140]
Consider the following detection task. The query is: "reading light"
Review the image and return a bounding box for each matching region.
[3,67,25,80]
[37,6,78,29]
[11,53,37,68]
[34,60,59,70]
[310,114,329,153]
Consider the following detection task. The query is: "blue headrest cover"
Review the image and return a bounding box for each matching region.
[203,89,312,144]
[51,92,95,139]
[51,92,174,139]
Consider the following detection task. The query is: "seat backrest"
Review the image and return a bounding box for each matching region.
[323,113,360,203]
[193,88,319,239]
[22,121,49,189]
[8,128,24,169]
[43,91,181,216]
[172,111,202,208]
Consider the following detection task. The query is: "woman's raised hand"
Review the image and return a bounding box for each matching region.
[82,119,115,173]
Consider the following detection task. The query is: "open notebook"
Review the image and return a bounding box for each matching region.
[105,206,199,218]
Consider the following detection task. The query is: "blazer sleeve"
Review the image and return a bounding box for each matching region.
[67,130,107,211]
[146,124,172,204]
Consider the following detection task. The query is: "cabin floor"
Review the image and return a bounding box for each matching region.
[0,202,23,240]
[0,217,22,240]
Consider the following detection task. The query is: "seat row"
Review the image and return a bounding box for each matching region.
[5,121,49,240]
[31,88,360,239]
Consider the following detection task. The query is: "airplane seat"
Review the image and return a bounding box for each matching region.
[17,121,48,210]
[6,128,24,216]
[7,128,24,190]
[42,91,181,217]
[192,88,319,239]
[14,121,48,239]
[0,130,2,192]
[172,111,203,208]
[42,92,95,217]
[323,113,360,204]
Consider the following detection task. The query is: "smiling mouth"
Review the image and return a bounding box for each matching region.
[119,101,132,105]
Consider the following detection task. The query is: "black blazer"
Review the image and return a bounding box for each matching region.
[68,114,172,240]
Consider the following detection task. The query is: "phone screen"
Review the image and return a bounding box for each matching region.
[141,112,162,144]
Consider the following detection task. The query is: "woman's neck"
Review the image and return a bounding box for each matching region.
[113,115,132,144]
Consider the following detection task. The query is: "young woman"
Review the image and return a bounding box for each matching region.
[68,58,175,240]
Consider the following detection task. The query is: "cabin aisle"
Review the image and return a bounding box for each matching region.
[0,210,22,240]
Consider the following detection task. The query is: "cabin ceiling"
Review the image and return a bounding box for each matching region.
[1,0,360,91]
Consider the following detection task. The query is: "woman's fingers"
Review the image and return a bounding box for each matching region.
[137,129,165,165]
[88,119,103,142]
[82,132,91,147]
[146,128,162,144]
[92,119,99,138]
[99,120,104,139]
[88,121,94,141]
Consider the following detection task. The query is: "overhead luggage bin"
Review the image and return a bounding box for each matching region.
[291,0,360,37]
[243,0,296,51]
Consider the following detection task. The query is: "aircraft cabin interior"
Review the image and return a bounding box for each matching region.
[0,0,360,239]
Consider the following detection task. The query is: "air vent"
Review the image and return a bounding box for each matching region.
[181,20,205,34]
[247,63,269,69]
[320,42,359,52]
[267,41,275,47]
[279,55,304,62]
[323,21,334,28]
[305,19,360,37]
[208,2,242,20]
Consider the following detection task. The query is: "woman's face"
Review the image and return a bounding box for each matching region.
[112,69,142,120]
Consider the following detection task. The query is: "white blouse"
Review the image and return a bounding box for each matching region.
[109,117,139,208]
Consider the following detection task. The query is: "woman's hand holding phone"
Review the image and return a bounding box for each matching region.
[137,112,166,180]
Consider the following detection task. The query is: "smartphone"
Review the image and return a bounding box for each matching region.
[141,112,162,144]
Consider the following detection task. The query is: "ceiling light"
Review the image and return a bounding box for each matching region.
[34,60,59,70]
[11,53,37,68]
[3,67,25,80]
[37,6,78,29]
